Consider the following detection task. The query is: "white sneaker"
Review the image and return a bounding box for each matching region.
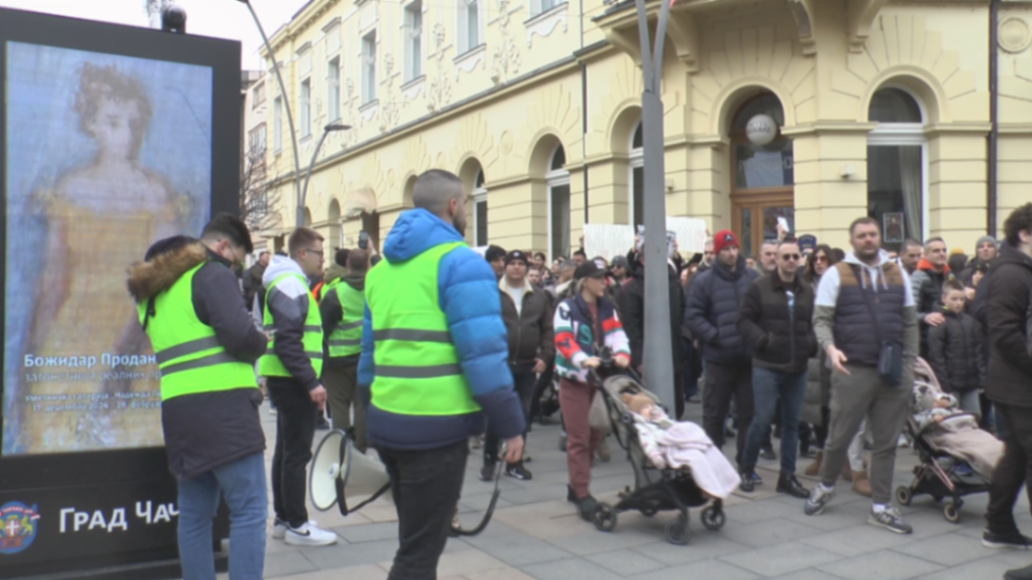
[272,519,317,541]
[284,521,338,546]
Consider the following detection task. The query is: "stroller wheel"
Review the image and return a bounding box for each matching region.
[593,503,618,532]
[639,506,658,517]
[943,502,961,524]
[664,513,690,545]
[894,486,912,507]
[701,506,726,531]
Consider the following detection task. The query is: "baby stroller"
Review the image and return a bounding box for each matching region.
[894,358,992,523]
[588,359,726,545]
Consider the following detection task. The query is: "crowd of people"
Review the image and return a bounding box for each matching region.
[129,166,1032,580]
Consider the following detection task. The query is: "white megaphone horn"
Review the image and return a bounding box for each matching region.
[309,429,391,516]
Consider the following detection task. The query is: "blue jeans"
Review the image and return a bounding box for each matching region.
[178,452,267,580]
[742,367,807,475]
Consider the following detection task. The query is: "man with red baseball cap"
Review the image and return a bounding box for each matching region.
[685,230,760,473]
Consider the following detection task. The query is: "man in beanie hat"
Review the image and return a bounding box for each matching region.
[960,235,998,284]
[686,230,759,469]
[482,250,554,481]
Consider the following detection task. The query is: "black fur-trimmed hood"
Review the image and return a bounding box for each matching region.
[127,236,208,303]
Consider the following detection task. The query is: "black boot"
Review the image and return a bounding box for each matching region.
[777,474,810,499]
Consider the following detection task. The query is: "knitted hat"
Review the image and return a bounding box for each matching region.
[975,235,997,251]
[621,392,654,415]
[504,250,528,267]
[713,230,739,254]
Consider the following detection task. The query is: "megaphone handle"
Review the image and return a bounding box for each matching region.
[450,444,505,537]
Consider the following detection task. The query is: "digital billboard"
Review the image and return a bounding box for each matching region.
[3,42,213,456]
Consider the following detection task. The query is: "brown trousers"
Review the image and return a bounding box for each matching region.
[323,362,367,452]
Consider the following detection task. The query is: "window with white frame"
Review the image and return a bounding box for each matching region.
[530,0,558,16]
[299,79,311,138]
[273,97,282,152]
[404,1,423,81]
[547,145,571,261]
[629,122,644,229]
[362,31,377,104]
[327,58,341,122]
[867,87,926,251]
[252,82,265,108]
[473,170,488,246]
[248,124,267,157]
[458,0,481,54]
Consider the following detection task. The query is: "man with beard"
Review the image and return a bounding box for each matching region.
[686,231,759,470]
[804,218,918,535]
[359,170,524,579]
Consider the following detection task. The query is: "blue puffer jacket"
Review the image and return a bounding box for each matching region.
[685,255,759,364]
[357,209,525,450]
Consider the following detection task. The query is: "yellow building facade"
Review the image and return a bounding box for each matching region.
[256,0,1032,258]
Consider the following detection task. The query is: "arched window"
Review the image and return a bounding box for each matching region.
[867,87,926,250]
[472,169,488,246]
[546,144,570,260]
[303,207,313,227]
[730,93,794,257]
[629,122,644,228]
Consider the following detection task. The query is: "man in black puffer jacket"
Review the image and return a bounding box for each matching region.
[735,239,816,498]
[686,230,759,466]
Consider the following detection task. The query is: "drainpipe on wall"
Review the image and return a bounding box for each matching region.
[988,0,999,236]
[580,0,589,224]
[582,62,589,224]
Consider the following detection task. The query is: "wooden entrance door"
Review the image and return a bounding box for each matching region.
[732,194,795,258]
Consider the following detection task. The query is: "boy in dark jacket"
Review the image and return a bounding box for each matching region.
[927,280,985,416]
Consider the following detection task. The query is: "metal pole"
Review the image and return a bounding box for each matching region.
[636,0,675,414]
[988,0,999,236]
[300,129,331,226]
[239,0,303,228]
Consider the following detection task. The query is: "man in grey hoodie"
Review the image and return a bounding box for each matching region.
[803,217,919,535]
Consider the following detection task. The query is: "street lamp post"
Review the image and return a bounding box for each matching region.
[235,0,305,227]
[635,0,676,413]
[300,123,352,224]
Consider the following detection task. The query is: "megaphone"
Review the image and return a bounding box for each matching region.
[309,429,391,516]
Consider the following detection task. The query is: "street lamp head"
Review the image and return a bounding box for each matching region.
[325,123,352,132]
[234,0,250,4]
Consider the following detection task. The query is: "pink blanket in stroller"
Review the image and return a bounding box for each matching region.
[636,418,741,499]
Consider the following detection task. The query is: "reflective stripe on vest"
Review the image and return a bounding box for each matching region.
[328,282,365,358]
[365,242,479,416]
[258,272,325,378]
[137,262,257,401]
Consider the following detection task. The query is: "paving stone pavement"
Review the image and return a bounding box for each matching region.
[208,401,1028,580]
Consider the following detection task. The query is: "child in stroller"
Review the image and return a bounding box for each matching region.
[895,358,1003,523]
[590,369,730,545]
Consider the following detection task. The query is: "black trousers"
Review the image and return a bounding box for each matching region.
[703,361,754,466]
[485,363,536,464]
[986,402,1032,534]
[379,440,469,580]
[267,378,318,528]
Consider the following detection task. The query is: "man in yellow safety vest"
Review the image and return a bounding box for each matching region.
[360,170,525,579]
[258,227,337,547]
[320,248,369,451]
[128,213,268,580]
